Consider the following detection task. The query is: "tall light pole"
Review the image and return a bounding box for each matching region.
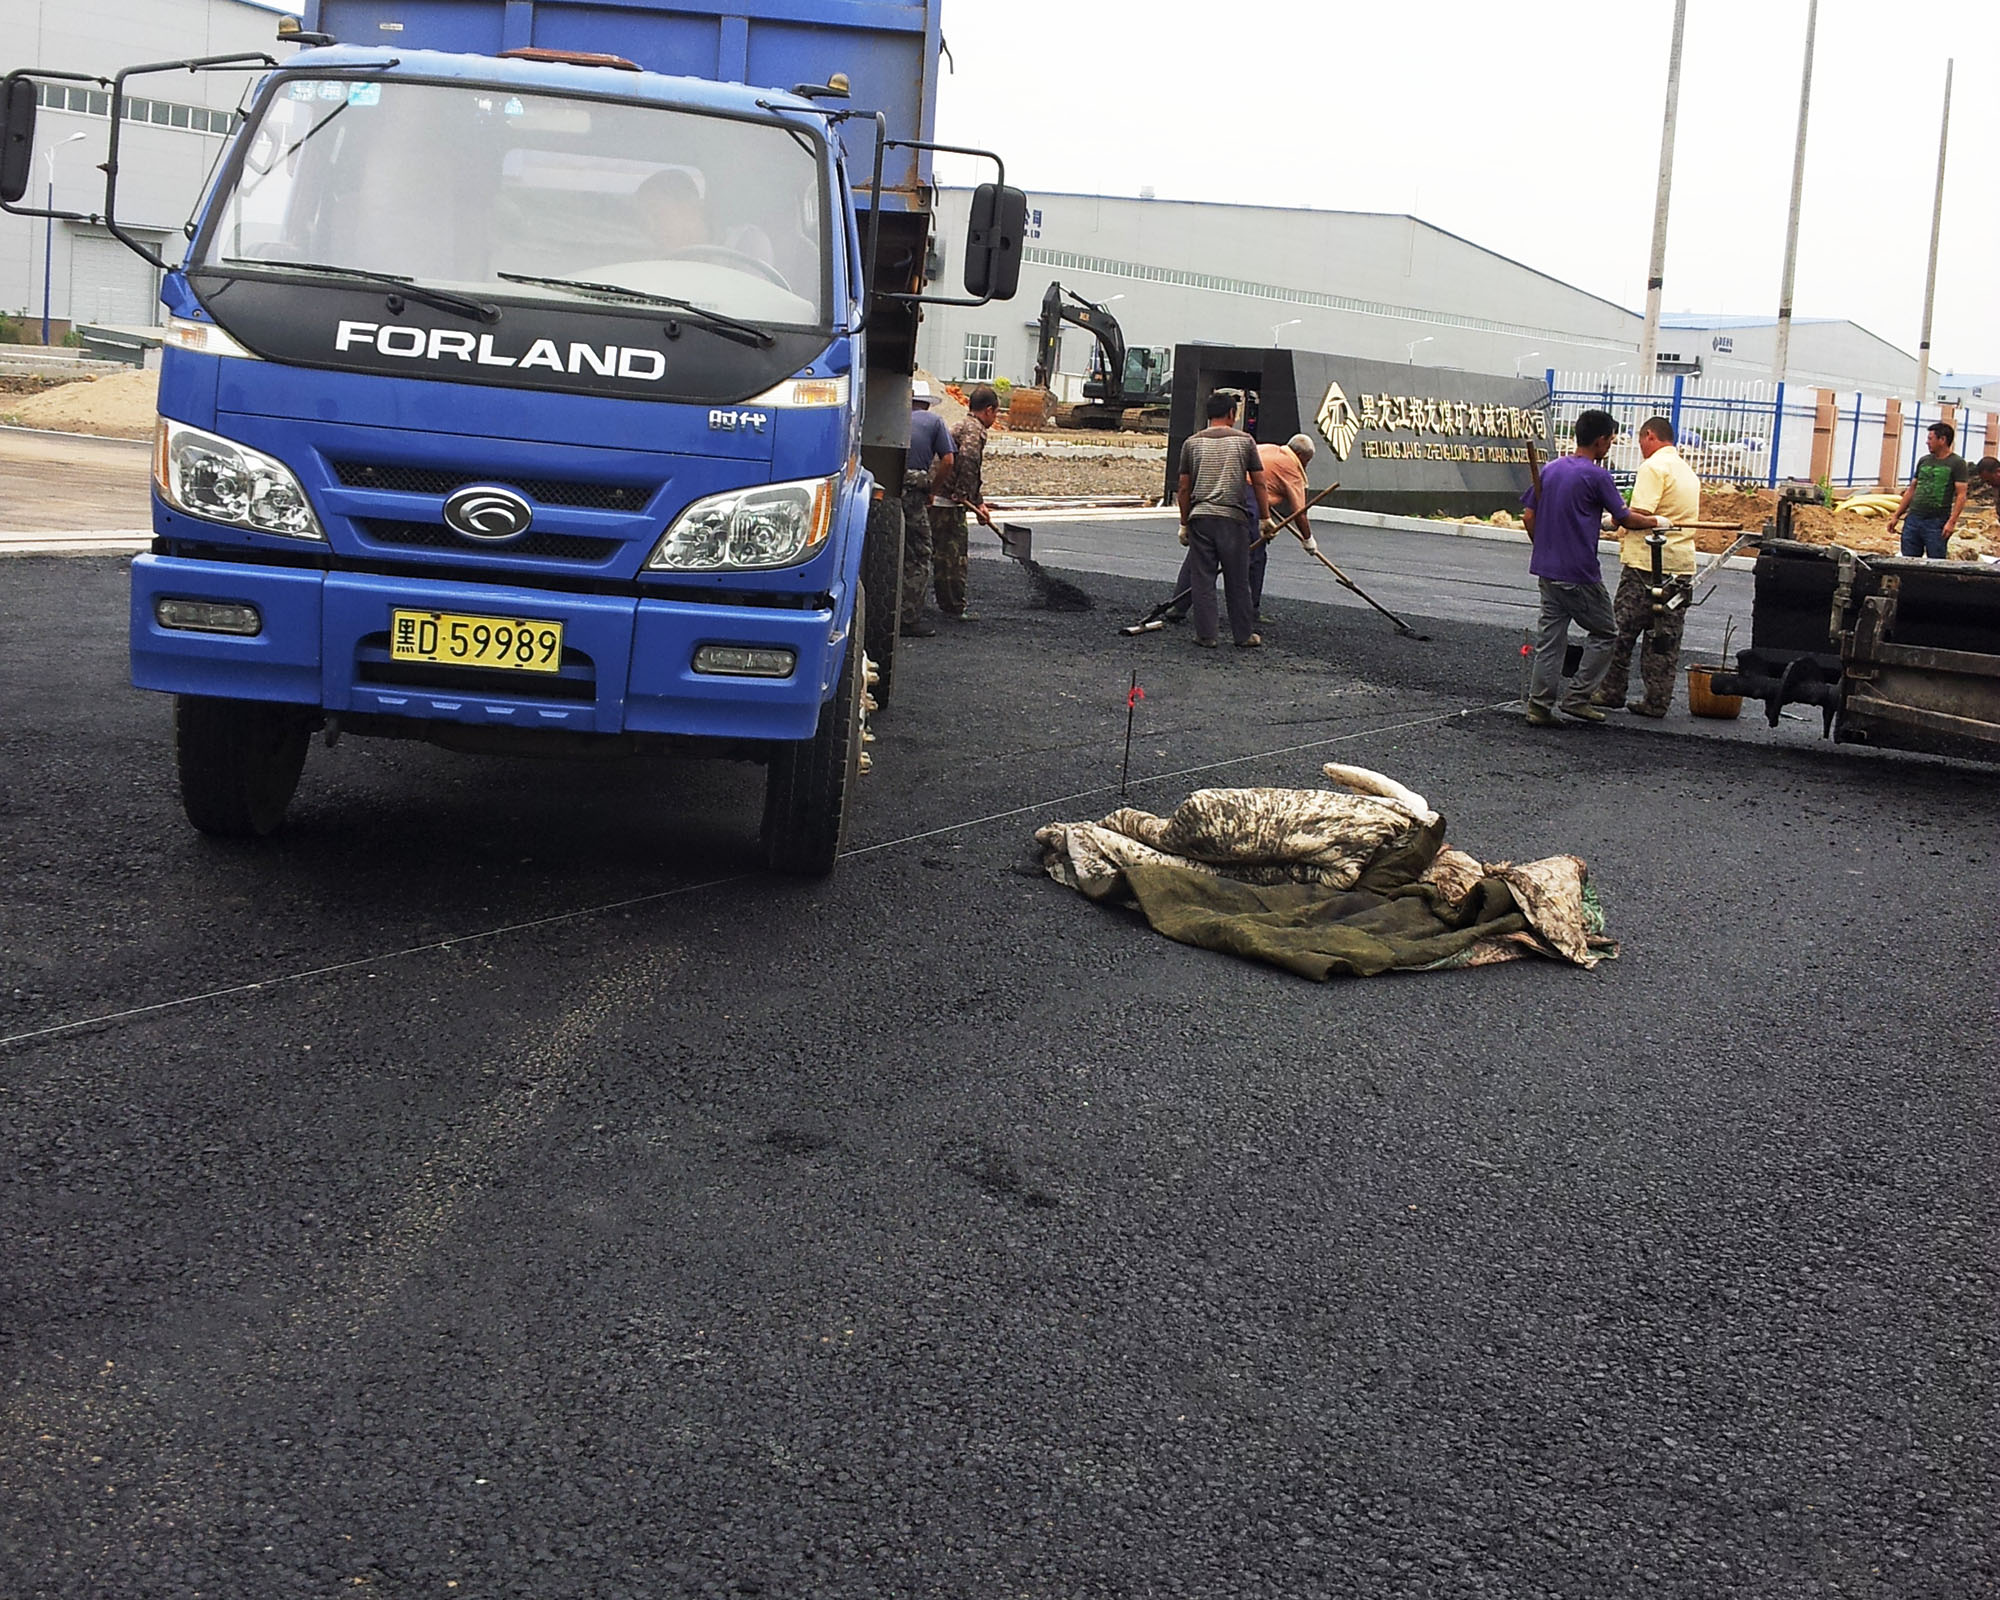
[1271,318,1302,346]
[1772,0,1818,390]
[1914,58,1952,405]
[41,133,88,347]
[1405,335,1434,364]
[1638,0,1688,379]
[1514,350,1542,380]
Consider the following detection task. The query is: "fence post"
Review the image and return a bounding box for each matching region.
[1846,392,1862,486]
[1878,397,1902,489]
[1766,381,1785,489]
[1987,409,1999,460]
[1670,373,1684,437]
[1809,389,1835,485]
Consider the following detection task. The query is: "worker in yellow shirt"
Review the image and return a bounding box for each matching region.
[1593,415,1702,716]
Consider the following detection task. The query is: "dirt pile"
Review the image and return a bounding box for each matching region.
[3,367,159,439]
[1694,487,1997,560]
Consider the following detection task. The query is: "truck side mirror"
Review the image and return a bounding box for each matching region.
[0,78,38,206]
[963,182,1026,301]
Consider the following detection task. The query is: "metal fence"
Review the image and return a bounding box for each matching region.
[1546,370,1995,491]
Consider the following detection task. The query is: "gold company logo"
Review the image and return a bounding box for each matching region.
[1316,382,1362,460]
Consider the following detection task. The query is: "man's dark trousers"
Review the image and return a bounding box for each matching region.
[1187,514,1258,644]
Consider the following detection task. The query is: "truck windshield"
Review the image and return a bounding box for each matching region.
[197,77,829,328]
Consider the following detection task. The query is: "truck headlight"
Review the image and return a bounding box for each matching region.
[154,419,324,541]
[646,475,837,572]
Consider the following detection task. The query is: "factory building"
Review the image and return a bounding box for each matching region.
[0,0,294,339]
[917,188,1930,403]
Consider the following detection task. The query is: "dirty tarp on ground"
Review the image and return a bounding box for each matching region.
[1035,773,1614,979]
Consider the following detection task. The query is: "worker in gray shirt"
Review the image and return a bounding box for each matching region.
[899,379,956,637]
[1175,390,1271,647]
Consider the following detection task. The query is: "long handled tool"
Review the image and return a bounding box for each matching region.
[1119,485,1339,635]
[1296,543,1431,641]
[1252,483,1343,547]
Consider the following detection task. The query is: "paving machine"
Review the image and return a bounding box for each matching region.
[1711,488,2000,763]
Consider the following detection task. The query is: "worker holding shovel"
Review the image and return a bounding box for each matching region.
[1162,432,1320,627]
[929,384,1001,625]
[1176,391,1272,648]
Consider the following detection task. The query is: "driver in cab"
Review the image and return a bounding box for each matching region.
[635,167,774,267]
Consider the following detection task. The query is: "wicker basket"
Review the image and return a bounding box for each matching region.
[1686,663,1743,719]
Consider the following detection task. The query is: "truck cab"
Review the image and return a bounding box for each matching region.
[1,6,1023,874]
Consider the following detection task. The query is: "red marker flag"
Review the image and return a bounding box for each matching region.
[1127,683,1146,708]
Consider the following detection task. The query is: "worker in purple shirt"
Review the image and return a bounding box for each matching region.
[1520,409,1674,725]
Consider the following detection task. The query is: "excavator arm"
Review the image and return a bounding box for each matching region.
[1032,281,1129,403]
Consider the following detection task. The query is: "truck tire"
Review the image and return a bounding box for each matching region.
[761,590,863,877]
[860,493,903,708]
[174,695,312,839]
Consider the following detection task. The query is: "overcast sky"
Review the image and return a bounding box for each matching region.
[932,0,1998,380]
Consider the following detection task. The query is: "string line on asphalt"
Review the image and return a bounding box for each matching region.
[0,698,1510,1051]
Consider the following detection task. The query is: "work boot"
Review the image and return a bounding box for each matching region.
[1557,701,1607,724]
[945,609,978,623]
[1235,634,1263,649]
[1627,701,1668,719]
[1589,688,1626,710]
[900,618,938,638]
[1523,702,1559,726]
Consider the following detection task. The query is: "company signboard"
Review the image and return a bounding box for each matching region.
[1166,346,1555,517]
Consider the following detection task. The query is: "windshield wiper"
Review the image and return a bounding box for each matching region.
[217,258,498,323]
[494,272,775,349]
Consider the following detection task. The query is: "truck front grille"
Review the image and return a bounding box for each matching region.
[357,519,622,563]
[331,460,655,512]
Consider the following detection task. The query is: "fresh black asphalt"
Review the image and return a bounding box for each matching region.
[2,547,1993,1599]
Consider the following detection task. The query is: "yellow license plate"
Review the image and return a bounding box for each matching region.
[389,609,565,674]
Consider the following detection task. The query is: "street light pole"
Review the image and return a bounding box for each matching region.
[1914,58,1952,405]
[1514,350,1542,380]
[1405,336,1434,364]
[1772,0,1818,390]
[1271,318,1301,346]
[1637,0,1688,379]
[40,133,88,348]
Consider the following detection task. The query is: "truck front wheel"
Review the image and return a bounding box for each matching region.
[761,592,863,877]
[174,695,313,839]
[860,493,903,708]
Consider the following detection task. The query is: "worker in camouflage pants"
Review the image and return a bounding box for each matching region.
[1604,569,1694,712]
[1593,416,1702,717]
[930,384,1000,621]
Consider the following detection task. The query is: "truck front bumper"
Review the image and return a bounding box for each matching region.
[132,555,844,743]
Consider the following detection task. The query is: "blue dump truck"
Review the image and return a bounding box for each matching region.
[0,0,1023,873]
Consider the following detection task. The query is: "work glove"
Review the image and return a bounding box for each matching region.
[1299,535,1320,554]
[1260,518,1281,538]
[1177,524,1190,547]
[1653,519,1675,533]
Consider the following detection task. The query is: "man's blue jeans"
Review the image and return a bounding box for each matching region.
[1901,511,1949,559]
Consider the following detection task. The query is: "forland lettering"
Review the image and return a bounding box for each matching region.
[332,321,667,381]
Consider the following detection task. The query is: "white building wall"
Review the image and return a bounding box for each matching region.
[919,189,1642,394]
[916,189,1929,404]
[1665,320,1922,398]
[1,0,297,332]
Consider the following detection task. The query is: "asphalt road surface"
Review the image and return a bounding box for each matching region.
[2,547,1993,1600]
